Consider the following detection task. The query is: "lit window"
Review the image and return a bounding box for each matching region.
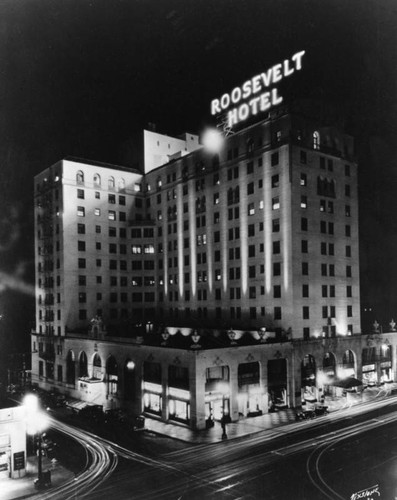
[301,196,307,209]
[108,210,116,220]
[94,208,101,216]
[76,171,84,184]
[300,173,307,186]
[259,200,264,210]
[108,176,115,189]
[272,197,280,210]
[77,206,85,217]
[134,183,142,192]
[248,203,255,215]
[144,245,155,254]
[94,173,101,186]
[131,245,142,254]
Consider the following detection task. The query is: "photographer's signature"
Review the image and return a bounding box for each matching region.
[350,484,380,500]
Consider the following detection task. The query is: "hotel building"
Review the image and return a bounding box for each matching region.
[31,103,396,429]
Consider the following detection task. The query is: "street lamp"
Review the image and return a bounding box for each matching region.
[24,394,49,487]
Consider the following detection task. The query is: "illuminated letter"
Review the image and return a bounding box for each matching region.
[220,93,230,110]
[271,87,283,106]
[252,75,262,94]
[242,80,252,99]
[238,103,250,121]
[249,97,261,115]
[292,50,306,70]
[211,99,221,115]
[259,92,271,112]
[260,69,273,87]
[272,63,282,83]
[227,108,239,128]
[283,59,294,77]
[231,87,242,104]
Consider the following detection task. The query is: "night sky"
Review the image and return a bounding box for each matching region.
[1,0,397,357]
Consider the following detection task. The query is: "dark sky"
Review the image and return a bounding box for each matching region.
[1,0,397,352]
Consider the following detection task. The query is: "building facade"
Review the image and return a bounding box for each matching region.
[30,104,397,429]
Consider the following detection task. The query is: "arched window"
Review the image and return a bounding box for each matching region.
[108,176,115,190]
[313,131,320,150]
[118,178,125,191]
[92,353,102,380]
[341,349,355,377]
[107,355,118,395]
[66,350,75,385]
[79,351,88,378]
[93,173,101,186]
[76,171,84,184]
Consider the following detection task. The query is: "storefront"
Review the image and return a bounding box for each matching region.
[238,362,262,416]
[168,388,190,424]
[143,382,162,415]
[301,354,317,404]
[362,364,377,386]
[380,361,392,383]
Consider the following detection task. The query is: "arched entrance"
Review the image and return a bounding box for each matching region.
[79,351,88,378]
[92,353,103,380]
[322,352,336,395]
[301,354,317,403]
[341,349,356,378]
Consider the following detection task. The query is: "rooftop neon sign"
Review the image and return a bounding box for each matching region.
[211,50,305,128]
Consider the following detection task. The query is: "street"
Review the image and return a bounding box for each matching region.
[36,394,397,499]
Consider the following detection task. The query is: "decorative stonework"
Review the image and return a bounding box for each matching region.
[213,356,224,366]
[246,353,255,362]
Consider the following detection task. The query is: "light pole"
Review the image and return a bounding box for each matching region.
[24,394,48,487]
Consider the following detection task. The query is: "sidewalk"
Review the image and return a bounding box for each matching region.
[3,455,74,500]
[145,384,396,444]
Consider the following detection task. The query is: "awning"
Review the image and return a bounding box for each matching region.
[333,377,363,388]
[66,399,90,411]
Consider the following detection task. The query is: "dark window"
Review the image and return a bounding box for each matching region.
[273,241,281,254]
[301,217,308,231]
[302,262,309,275]
[271,152,279,166]
[273,262,281,276]
[303,306,310,319]
[274,307,282,320]
[302,284,309,297]
[300,150,307,164]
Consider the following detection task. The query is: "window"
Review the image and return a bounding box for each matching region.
[213,193,219,205]
[321,263,327,276]
[272,218,280,232]
[346,245,351,257]
[77,189,84,199]
[272,197,280,210]
[328,201,334,214]
[322,285,327,298]
[302,284,309,298]
[328,159,333,171]
[301,217,308,231]
[273,262,281,276]
[273,241,281,254]
[301,240,308,253]
[300,150,307,164]
[322,306,328,319]
[77,223,85,234]
[345,225,351,237]
[247,182,254,195]
[330,285,335,297]
[273,285,281,298]
[108,194,116,204]
[303,306,310,319]
[321,242,327,255]
[274,307,282,320]
[108,210,116,221]
[347,285,352,297]
[94,208,101,216]
[347,305,353,317]
[300,173,307,186]
[345,164,351,177]
[248,245,255,258]
[302,262,308,275]
[77,206,85,217]
[320,221,327,234]
[78,258,86,269]
[328,222,334,235]
[345,184,351,197]
[301,196,307,209]
[345,205,351,217]
[94,173,101,186]
[320,199,326,212]
[271,152,279,166]
[249,286,256,299]
[248,203,255,215]
[76,170,84,184]
[78,241,86,251]
[272,175,279,188]
[329,264,335,276]
[78,275,86,286]
[108,176,115,189]
[346,265,352,278]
